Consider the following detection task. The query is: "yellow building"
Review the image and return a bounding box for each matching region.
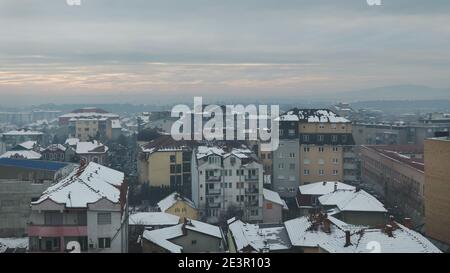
[137,135,193,197]
[425,137,450,245]
[157,192,199,221]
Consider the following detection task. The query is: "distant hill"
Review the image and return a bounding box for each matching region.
[324,85,450,102]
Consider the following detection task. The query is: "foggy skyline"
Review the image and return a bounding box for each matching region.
[1,0,450,105]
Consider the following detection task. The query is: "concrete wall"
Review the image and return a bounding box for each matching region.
[171,229,223,253]
[273,140,300,197]
[262,199,283,223]
[425,138,450,245]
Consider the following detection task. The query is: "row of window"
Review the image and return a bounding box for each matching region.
[303,169,339,176]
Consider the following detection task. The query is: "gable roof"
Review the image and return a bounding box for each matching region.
[319,189,387,213]
[76,140,109,154]
[32,162,124,208]
[278,109,350,123]
[0,150,42,160]
[157,192,196,212]
[299,181,355,196]
[263,188,287,209]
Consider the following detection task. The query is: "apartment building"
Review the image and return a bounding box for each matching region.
[191,145,264,224]
[360,145,425,227]
[273,109,356,198]
[28,162,128,253]
[424,137,450,246]
[137,135,193,198]
[1,129,44,150]
[59,108,121,141]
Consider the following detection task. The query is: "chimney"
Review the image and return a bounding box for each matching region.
[403,218,412,229]
[323,181,327,186]
[344,231,352,247]
[323,218,331,234]
[385,224,393,237]
[334,182,338,192]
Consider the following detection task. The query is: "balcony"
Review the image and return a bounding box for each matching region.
[207,202,221,208]
[206,188,221,195]
[28,225,88,237]
[344,152,355,158]
[245,175,259,181]
[344,163,357,170]
[245,200,259,207]
[206,176,221,182]
[245,188,259,194]
[344,175,358,182]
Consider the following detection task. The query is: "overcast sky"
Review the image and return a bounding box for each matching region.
[0,0,450,105]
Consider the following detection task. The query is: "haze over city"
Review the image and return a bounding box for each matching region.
[1,0,450,105]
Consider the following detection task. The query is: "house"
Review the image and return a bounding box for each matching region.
[227,218,291,253]
[137,135,194,198]
[0,158,76,237]
[318,189,387,227]
[11,140,40,151]
[141,218,224,253]
[65,137,80,149]
[157,192,198,221]
[284,213,441,253]
[191,145,264,224]
[128,212,180,253]
[262,188,288,223]
[75,140,109,165]
[296,181,355,215]
[28,162,128,253]
[0,150,42,160]
[41,144,75,162]
[1,129,44,150]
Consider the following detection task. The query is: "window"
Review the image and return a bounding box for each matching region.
[261,153,266,159]
[333,170,339,175]
[333,147,339,152]
[288,129,295,136]
[332,158,339,164]
[229,183,232,188]
[303,146,310,152]
[289,152,295,158]
[289,163,295,169]
[319,169,325,176]
[170,155,176,163]
[266,203,273,209]
[278,163,284,169]
[98,238,111,249]
[331,124,337,129]
[341,125,346,130]
[304,169,310,176]
[318,135,324,142]
[342,135,348,142]
[97,213,111,225]
[191,240,197,245]
[318,159,325,165]
[303,135,310,142]
[44,212,63,226]
[319,123,325,129]
[318,146,324,152]
[332,135,338,142]
[304,158,311,165]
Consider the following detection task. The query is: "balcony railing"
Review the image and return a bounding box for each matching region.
[245,200,259,207]
[344,163,357,170]
[245,188,259,194]
[245,175,259,181]
[207,202,221,208]
[28,225,88,237]
[206,188,221,195]
[206,176,221,182]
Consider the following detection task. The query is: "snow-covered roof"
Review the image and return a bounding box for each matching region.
[299,181,356,196]
[65,138,80,146]
[263,188,287,209]
[157,192,196,212]
[196,146,255,161]
[76,140,109,154]
[278,109,350,123]
[111,119,121,129]
[60,112,119,119]
[129,212,180,226]
[228,219,291,252]
[319,189,387,213]
[16,140,37,150]
[284,216,441,253]
[44,144,67,152]
[0,237,28,253]
[196,146,226,159]
[32,162,125,208]
[3,129,43,136]
[142,219,222,253]
[0,150,42,160]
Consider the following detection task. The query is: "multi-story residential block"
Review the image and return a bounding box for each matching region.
[59,107,121,141]
[191,145,264,224]
[0,158,76,237]
[273,109,356,198]
[157,192,198,221]
[424,137,450,246]
[141,218,224,253]
[28,162,128,253]
[360,145,425,227]
[137,135,193,198]
[75,140,109,165]
[1,129,44,150]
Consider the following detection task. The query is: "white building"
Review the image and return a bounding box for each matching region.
[191,145,264,224]
[28,162,128,253]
